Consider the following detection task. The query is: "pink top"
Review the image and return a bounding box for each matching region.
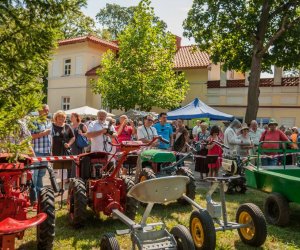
[207,136,223,169]
[260,129,289,152]
[115,125,133,143]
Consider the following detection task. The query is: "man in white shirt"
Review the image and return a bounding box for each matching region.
[192,120,201,139]
[249,120,263,146]
[86,110,116,153]
[137,115,158,143]
[224,119,242,155]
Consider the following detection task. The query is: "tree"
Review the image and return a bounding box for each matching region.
[91,0,189,111]
[0,0,85,154]
[60,10,97,39]
[96,3,167,39]
[183,0,300,123]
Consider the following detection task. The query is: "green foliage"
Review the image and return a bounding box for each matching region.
[0,0,85,155]
[96,2,167,39]
[60,10,98,39]
[91,0,189,112]
[183,0,300,72]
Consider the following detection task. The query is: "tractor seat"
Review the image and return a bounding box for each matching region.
[205,175,241,183]
[128,176,189,204]
[0,213,47,234]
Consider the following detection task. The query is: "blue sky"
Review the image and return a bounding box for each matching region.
[82,0,194,45]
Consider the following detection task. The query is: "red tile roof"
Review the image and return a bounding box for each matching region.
[58,35,119,50]
[85,65,101,76]
[174,46,210,69]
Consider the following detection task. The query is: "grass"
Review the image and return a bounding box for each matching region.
[16,187,300,250]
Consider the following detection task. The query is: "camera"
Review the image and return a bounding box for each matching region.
[106,121,114,135]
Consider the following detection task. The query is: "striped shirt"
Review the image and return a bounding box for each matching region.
[31,120,52,154]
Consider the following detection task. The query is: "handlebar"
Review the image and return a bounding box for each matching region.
[110,136,169,147]
[188,140,229,151]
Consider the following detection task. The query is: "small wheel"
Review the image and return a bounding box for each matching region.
[37,187,55,250]
[139,167,156,182]
[100,233,120,250]
[176,167,196,204]
[264,192,290,226]
[170,225,195,250]
[236,203,267,247]
[235,183,247,194]
[124,177,138,220]
[67,178,88,228]
[189,210,216,250]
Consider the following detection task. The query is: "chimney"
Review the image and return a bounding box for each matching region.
[175,36,182,50]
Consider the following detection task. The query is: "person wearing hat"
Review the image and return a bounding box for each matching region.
[237,123,253,157]
[259,118,289,166]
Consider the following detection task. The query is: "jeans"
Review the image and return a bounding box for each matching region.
[261,157,278,166]
[31,152,48,203]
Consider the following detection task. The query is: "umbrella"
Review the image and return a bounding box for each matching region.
[65,106,115,117]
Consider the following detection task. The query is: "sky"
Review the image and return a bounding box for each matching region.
[82,0,194,45]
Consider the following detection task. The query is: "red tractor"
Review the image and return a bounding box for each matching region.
[67,137,167,228]
[0,153,59,250]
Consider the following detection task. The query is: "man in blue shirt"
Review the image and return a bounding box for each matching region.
[153,113,173,149]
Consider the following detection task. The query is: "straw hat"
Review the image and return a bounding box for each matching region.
[268,118,278,126]
[200,122,208,128]
[240,123,249,132]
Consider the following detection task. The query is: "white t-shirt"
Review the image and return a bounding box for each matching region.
[137,125,158,140]
[192,125,200,136]
[88,120,116,153]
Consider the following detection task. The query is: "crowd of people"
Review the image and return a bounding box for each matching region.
[8,104,300,208]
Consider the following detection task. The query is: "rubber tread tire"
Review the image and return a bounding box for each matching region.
[236,203,267,247]
[100,233,120,250]
[264,192,290,226]
[138,168,156,207]
[37,187,55,250]
[170,224,195,250]
[68,178,88,228]
[176,167,196,204]
[189,210,216,250]
[124,177,138,220]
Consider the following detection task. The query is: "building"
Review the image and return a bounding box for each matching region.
[47,35,300,126]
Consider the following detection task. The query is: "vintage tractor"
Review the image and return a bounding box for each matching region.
[100,176,195,250]
[67,137,167,228]
[135,149,196,203]
[0,153,59,250]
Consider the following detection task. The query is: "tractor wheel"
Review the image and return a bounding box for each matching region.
[235,183,247,194]
[139,167,156,182]
[189,210,216,250]
[176,167,196,204]
[124,177,138,220]
[236,203,267,247]
[67,178,88,228]
[100,233,120,250]
[37,187,55,250]
[264,192,290,226]
[170,225,195,250]
[139,168,156,206]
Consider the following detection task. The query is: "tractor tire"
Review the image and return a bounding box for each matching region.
[176,167,196,204]
[139,168,156,207]
[189,210,216,250]
[264,192,290,226]
[67,178,88,228]
[170,225,195,250]
[235,184,247,194]
[124,177,138,220]
[37,187,55,250]
[236,203,267,247]
[100,233,120,250]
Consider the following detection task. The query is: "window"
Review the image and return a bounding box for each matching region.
[64,59,71,76]
[62,97,70,110]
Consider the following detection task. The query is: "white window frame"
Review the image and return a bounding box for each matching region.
[62,96,70,111]
[64,58,71,76]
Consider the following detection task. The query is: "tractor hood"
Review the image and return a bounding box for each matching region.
[141,149,176,163]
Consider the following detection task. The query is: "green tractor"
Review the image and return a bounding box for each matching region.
[135,149,196,203]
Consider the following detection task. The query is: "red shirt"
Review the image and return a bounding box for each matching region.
[260,129,289,152]
[115,125,133,143]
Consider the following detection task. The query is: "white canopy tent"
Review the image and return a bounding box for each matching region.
[65,106,115,117]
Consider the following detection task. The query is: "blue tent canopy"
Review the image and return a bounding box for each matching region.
[167,98,234,121]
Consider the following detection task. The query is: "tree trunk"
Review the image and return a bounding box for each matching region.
[245,53,262,124]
